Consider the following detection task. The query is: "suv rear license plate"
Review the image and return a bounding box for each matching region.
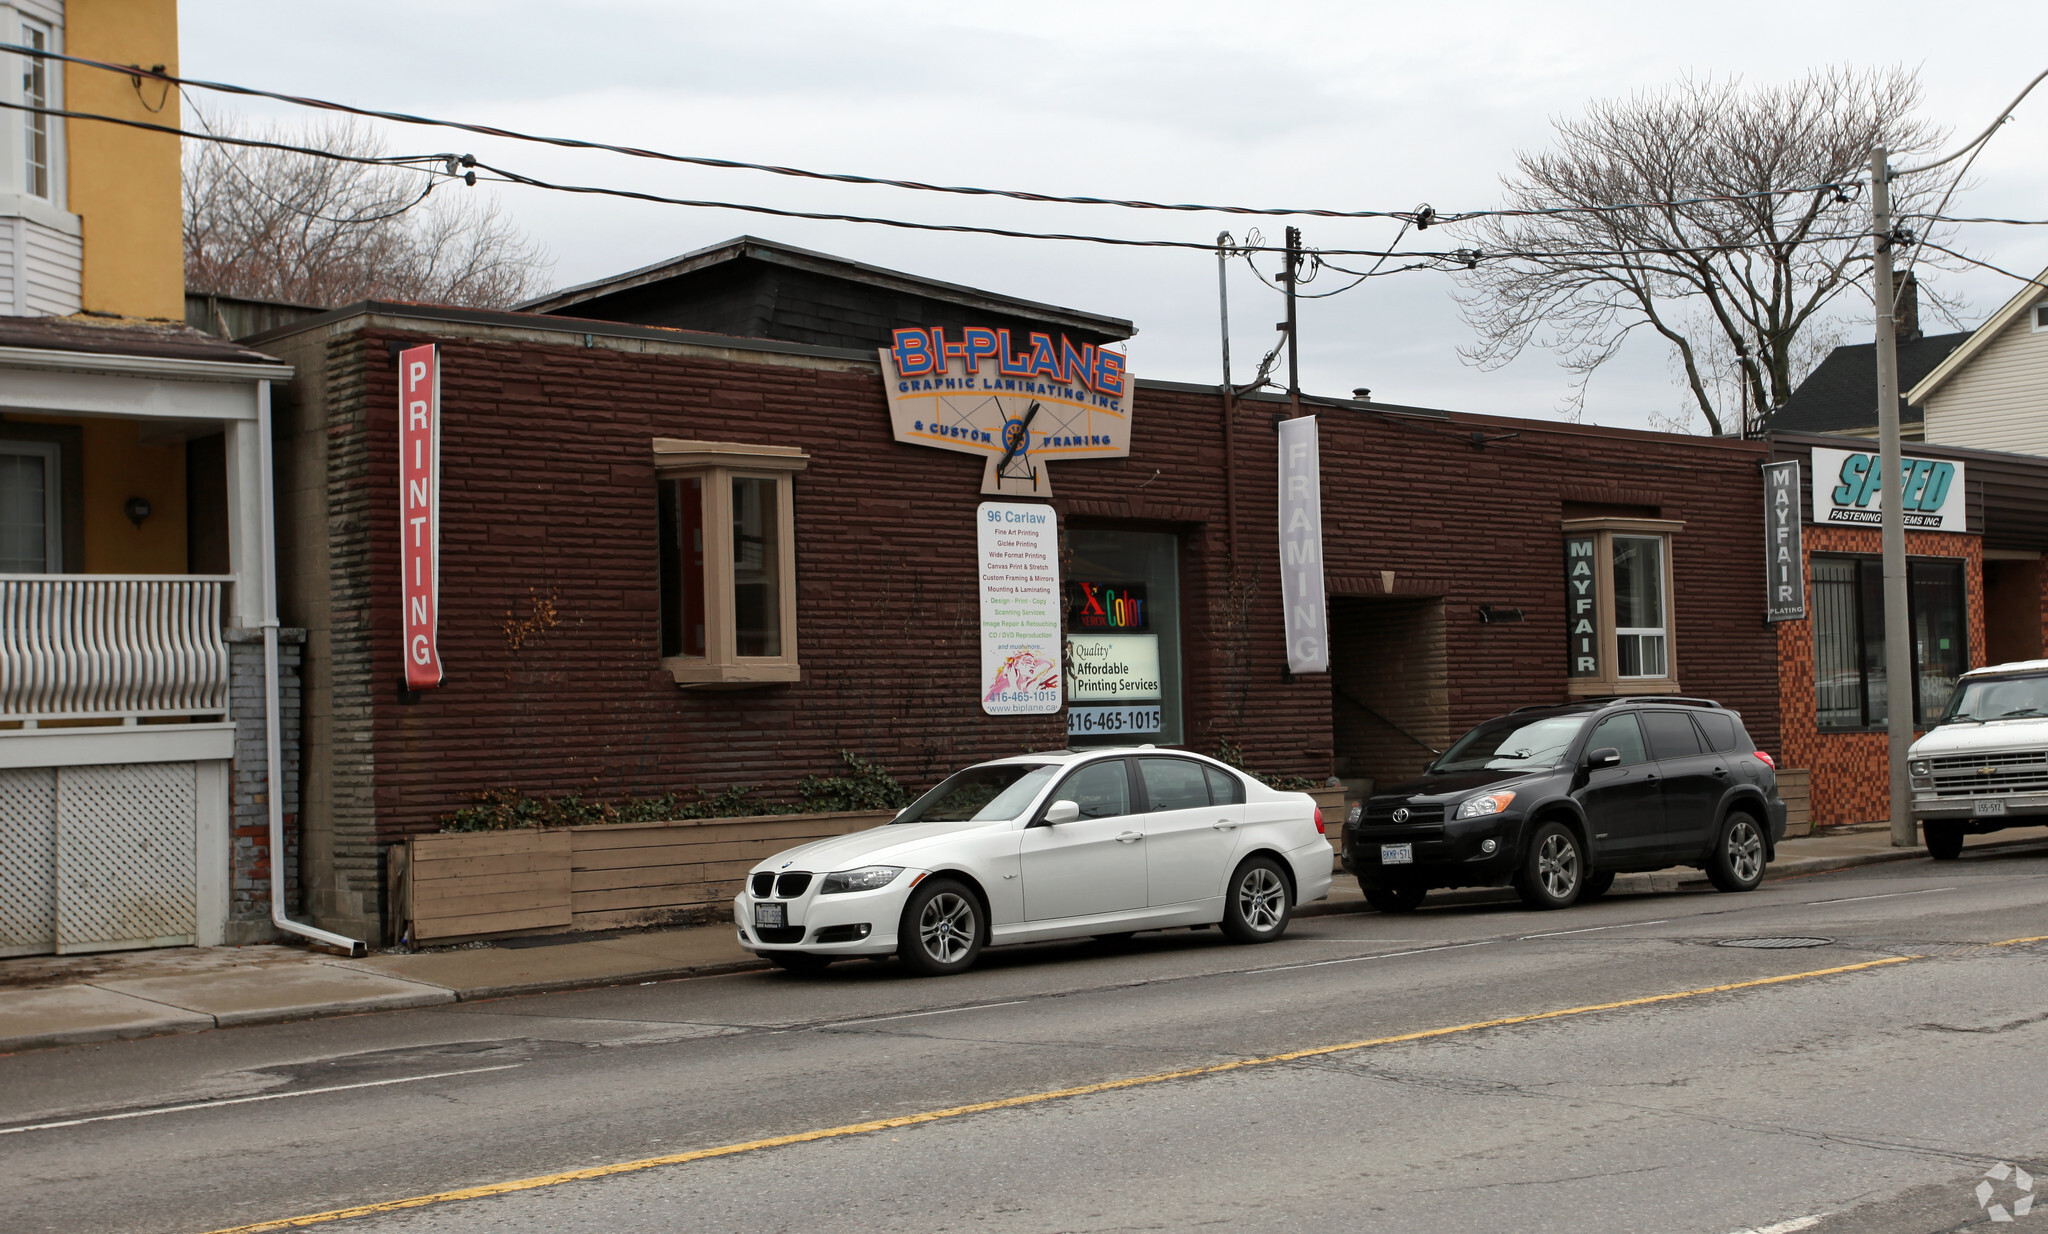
[1381,843,1414,865]
[1974,799,2008,817]
[753,902,786,928]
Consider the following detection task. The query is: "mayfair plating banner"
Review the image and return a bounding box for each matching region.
[978,501,1062,715]
[1277,416,1329,674]
[398,344,443,690]
[1764,460,1805,621]
[1810,446,1966,532]
[880,327,1132,497]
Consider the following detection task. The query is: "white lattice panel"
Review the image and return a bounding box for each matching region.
[55,762,197,951]
[0,767,56,956]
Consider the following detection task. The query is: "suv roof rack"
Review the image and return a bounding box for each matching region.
[1514,695,1724,713]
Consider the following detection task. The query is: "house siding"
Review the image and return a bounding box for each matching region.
[1923,305,2048,455]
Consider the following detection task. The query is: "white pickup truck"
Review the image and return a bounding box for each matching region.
[1908,659,2048,859]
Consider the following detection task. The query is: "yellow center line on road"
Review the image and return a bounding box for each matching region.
[199,954,1921,1233]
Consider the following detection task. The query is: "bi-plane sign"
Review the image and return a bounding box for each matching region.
[878,326,1133,495]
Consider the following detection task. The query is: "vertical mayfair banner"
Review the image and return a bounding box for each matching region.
[398,344,443,689]
[1763,460,1805,621]
[977,501,1062,715]
[1565,536,1600,677]
[1277,416,1329,674]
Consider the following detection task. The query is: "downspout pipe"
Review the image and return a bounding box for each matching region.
[256,379,366,957]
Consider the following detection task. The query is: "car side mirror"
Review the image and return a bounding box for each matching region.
[1043,799,1081,825]
[1587,747,1621,770]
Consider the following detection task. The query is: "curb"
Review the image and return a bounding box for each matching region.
[445,959,771,1003]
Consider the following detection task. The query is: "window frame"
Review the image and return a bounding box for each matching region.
[0,439,61,573]
[1562,517,1684,696]
[2032,303,2048,333]
[17,16,58,203]
[1810,551,1969,731]
[652,438,807,688]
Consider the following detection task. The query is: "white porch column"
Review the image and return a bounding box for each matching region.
[222,386,274,630]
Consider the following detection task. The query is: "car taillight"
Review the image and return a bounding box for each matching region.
[1313,806,1326,835]
[1754,750,1777,771]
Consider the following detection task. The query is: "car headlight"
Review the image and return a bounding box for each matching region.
[1456,792,1516,820]
[818,866,904,895]
[1909,760,1930,776]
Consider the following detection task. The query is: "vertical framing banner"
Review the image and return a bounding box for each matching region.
[398,344,443,689]
[977,501,1063,715]
[1277,416,1329,674]
[1764,460,1805,621]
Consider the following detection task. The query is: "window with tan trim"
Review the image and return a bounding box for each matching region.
[1562,516,1684,696]
[653,439,807,688]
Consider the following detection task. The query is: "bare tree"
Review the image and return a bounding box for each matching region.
[184,115,553,309]
[1453,67,1964,435]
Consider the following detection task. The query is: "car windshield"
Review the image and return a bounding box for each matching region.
[893,762,1058,824]
[1941,674,2048,725]
[1433,715,1589,773]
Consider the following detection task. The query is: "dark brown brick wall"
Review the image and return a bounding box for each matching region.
[304,326,1777,855]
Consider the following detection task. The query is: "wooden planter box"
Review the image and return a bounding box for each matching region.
[394,809,899,945]
[1778,769,1812,838]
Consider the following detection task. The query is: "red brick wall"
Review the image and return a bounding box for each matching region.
[1775,525,1984,826]
[324,328,1778,844]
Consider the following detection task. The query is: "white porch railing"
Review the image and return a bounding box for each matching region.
[0,576,233,723]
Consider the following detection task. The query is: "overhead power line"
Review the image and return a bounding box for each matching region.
[0,40,1859,227]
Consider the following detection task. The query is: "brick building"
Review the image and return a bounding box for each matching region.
[1769,432,2048,826]
[247,242,1782,942]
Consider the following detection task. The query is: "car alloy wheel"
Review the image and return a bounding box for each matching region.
[920,892,976,965]
[1514,821,1582,910]
[1221,855,1293,943]
[1707,813,1768,893]
[898,877,985,976]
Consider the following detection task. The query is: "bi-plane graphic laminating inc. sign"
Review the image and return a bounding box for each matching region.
[880,327,1132,496]
[1811,446,1966,532]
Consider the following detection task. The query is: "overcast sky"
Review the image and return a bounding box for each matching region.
[181,1,2048,431]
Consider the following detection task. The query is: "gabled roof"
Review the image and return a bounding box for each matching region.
[0,314,287,367]
[1907,265,2048,405]
[519,235,1135,342]
[1772,331,1969,434]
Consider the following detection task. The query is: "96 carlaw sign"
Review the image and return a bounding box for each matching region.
[1811,446,1966,532]
[398,344,443,690]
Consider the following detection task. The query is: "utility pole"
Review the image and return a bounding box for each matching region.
[1869,146,1915,849]
[1218,233,1239,566]
[1283,226,1304,421]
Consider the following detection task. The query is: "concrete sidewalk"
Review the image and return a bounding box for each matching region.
[4,824,2042,1055]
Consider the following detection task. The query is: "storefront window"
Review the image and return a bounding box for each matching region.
[1065,529,1182,746]
[1811,554,1965,730]
[652,439,806,686]
[1612,535,1666,678]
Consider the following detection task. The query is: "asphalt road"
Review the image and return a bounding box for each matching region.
[7,843,2048,1234]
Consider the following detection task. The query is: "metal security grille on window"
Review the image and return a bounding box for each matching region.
[1812,554,1964,730]
[1612,535,1666,677]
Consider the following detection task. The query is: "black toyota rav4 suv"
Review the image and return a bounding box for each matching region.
[1344,697,1785,912]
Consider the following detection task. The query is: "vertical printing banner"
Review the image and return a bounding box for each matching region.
[977,501,1062,715]
[1763,460,1805,621]
[398,344,443,689]
[1277,416,1329,674]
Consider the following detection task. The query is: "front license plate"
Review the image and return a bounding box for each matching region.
[1381,843,1414,865]
[753,901,786,928]
[1974,799,2008,817]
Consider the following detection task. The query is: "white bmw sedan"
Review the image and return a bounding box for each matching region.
[735,747,1334,976]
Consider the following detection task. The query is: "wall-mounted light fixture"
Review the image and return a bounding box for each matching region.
[124,496,152,528]
[1478,605,1524,624]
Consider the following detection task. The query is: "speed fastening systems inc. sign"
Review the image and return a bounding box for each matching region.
[1811,446,1966,532]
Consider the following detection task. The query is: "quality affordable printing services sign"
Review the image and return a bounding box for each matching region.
[1811,446,1966,532]
[880,326,1133,496]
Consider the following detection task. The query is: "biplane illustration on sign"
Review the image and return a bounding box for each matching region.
[879,326,1133,495]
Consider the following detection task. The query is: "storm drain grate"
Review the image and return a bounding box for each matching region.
[1715,936,1835,949]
